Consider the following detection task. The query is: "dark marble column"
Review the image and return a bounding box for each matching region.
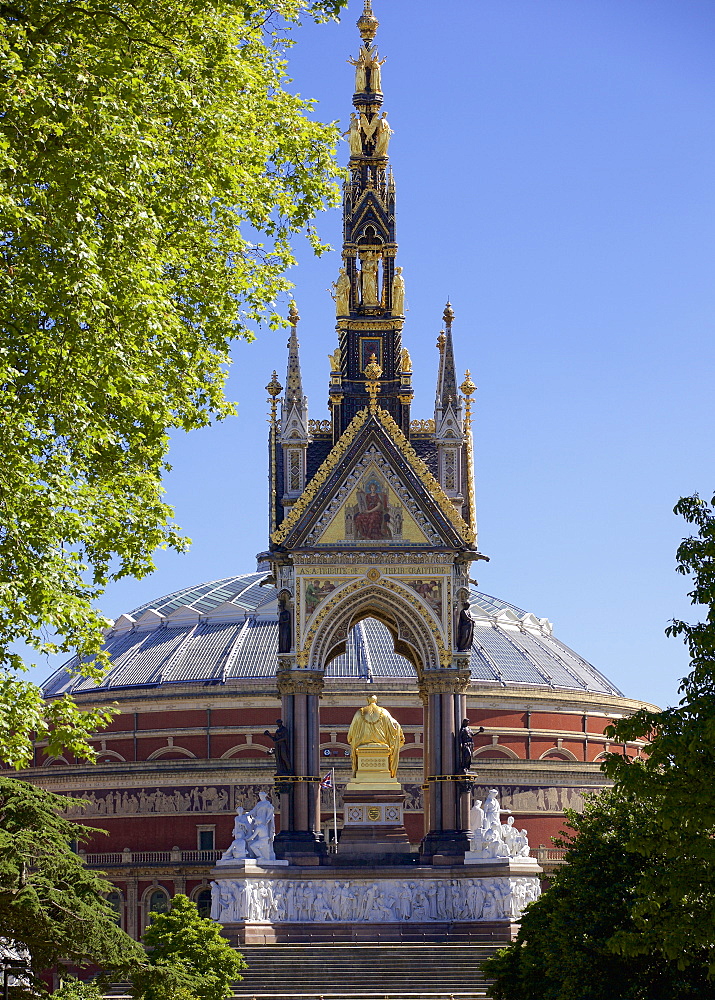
[419,666,472,863]
[273,665,326,865]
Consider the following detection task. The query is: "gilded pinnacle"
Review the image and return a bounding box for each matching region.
[443,301,454,325]
[266,371,283,398]
[363,353,383,381]
[460,371,477,397]
[357,0,379,41]
[288,301,300,324]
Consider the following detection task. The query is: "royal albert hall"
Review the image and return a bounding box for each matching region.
[21,0,652,944]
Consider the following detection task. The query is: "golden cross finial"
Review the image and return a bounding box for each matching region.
[266,370,283,425]
[460,370,477,397]
[364,352,382,412]
[460,370,477,422]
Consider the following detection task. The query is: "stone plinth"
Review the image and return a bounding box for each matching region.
[346,743,402,792]
[214,857,289,871]
[338,789,411,858]
[210,861,542,945]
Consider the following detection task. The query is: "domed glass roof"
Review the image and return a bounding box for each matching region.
[43,573,622,698]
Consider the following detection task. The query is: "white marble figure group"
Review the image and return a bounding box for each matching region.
[220,792,276,863]
[469,788,532,860]
[210,875,540,924]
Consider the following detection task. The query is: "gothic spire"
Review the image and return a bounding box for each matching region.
[284,301,304,405]
[280,301,308,445]
[329,0,412,437]
[435,302,459,413]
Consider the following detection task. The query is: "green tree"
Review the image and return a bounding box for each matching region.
[604,493,715,974]
[0,776,144,986]
[132,894,246,1000]
[484,493,715,998]
[482,790,710,1000]
[52,979,106,1000]
[0,0,345,767]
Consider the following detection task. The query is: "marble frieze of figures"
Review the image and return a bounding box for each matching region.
[58,781,426,819]
[210,876,540,924]
[59,784,274,818]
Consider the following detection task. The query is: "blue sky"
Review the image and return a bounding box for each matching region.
[34,0,715,711]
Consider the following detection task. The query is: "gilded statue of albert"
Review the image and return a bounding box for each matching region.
[347,695,405,778]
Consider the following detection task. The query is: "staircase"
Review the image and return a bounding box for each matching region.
[232,942,499,999]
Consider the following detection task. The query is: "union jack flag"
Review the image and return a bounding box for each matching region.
[320,772,333,789]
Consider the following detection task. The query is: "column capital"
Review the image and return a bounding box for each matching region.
[419,668,471,696]
[277,666,324,696]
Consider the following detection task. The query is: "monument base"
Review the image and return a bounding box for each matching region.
[222,919,518,946]
[210,861,542,945]
[338,789,411,859]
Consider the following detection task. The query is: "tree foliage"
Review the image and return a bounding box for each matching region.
[0,0,345,767]
[0,776,144,986]
[132,894,246,1000]
[52,979,107,1000]
[482,790,711,1000]
[484,493,715,997]
[604,493,715,973]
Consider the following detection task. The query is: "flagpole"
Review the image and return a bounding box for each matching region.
[332,767,338,851]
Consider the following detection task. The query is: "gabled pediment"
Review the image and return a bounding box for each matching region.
[271,407,475,550]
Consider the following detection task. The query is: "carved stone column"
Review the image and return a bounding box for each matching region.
[126,877,138,940]
[419,666,471,863]
[273,663,326,865]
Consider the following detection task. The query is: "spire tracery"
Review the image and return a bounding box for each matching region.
[330,1,411,437]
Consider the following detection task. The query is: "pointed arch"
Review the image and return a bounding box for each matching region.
[303,579,444,676]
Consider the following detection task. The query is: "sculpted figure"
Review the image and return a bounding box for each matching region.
[328,346,342,372]
[347,695,405,777]
[471,796,485,834]
[501,814,518,855]
[458,717,474,772]
[456,601,475,651]
[392,267,405,315]
[334,267,351,315]
[367,48,386,92]
[359,251,379,306]
[248,791,276,862]
[374,112,392,157]
[482,788,511,832]
[221,806,253,861]
[347,113,364,157]
[513,828,531,858]
[264,719,291,775]
[347,50,368,92]
[278,598,292,653]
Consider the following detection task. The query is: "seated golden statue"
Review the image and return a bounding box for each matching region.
[347,695,405,778]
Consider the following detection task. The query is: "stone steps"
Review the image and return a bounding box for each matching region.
[103,943,499,1000]
[231,943,498,998]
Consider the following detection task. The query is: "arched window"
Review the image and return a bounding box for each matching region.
[107,890,123,927]
[147,888,170,922]
[195,888,212,919]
